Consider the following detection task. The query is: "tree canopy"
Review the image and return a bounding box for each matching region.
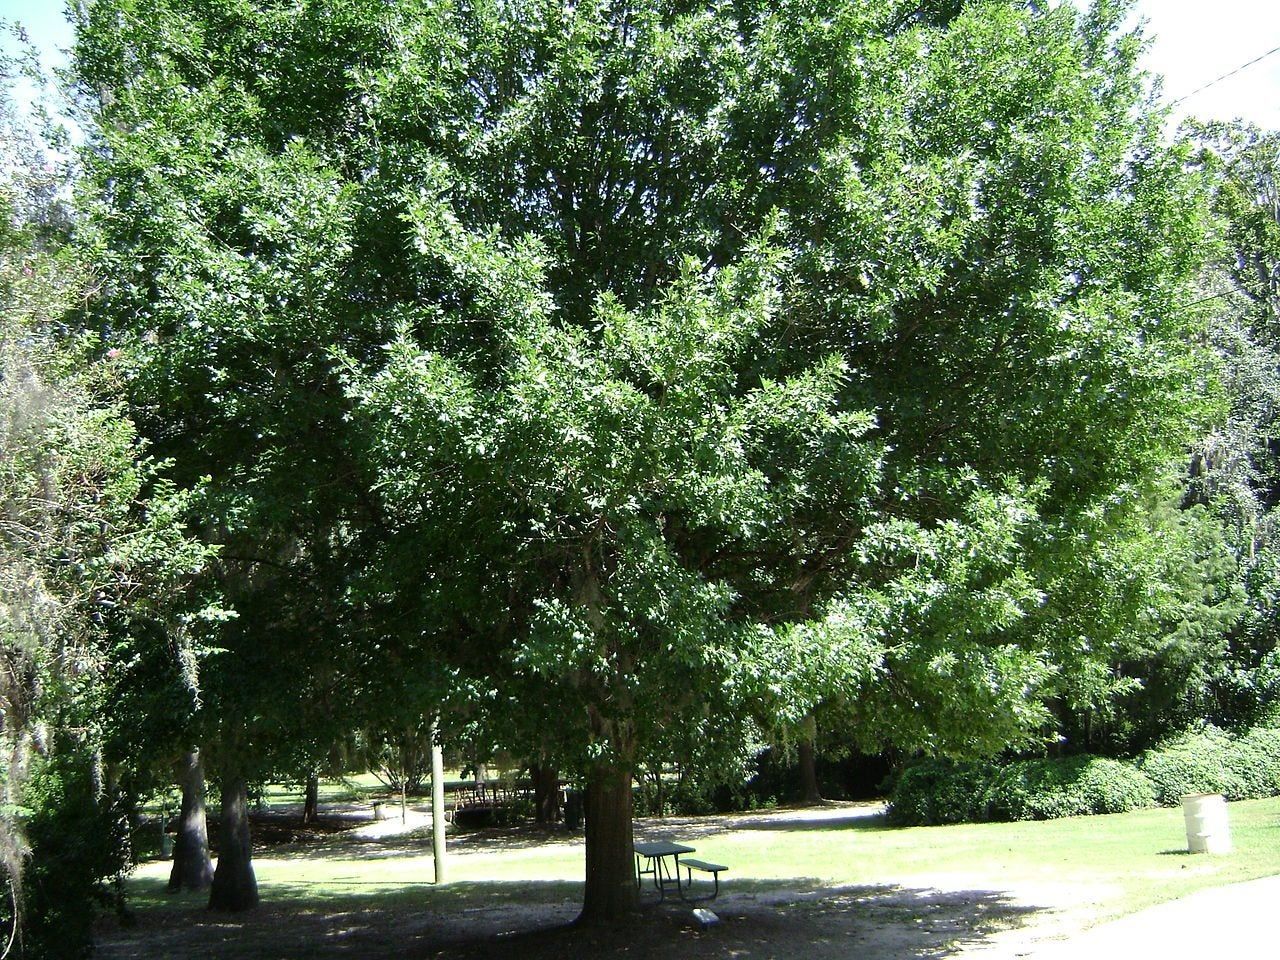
[71,0,1222,922]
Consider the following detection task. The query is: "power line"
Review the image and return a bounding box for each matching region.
[1170,44,1280,108]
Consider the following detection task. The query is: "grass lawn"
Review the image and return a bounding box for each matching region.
[698,799,1280,919]
[106,796,1280,959]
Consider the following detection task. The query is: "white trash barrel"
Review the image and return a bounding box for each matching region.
[1182,793,1232,854]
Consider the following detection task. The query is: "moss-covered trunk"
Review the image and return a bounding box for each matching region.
[302,773,319,825]
[167,749,213,892]
[208,776,258,911]
[799,714,823,804]
[531,762,560,824]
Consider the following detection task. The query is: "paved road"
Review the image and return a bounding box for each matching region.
[1017,873,1280,959]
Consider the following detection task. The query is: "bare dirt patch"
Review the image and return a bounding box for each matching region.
[96,884,1042,960]
[93,803,1085,960]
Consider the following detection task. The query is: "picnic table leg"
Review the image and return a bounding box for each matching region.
[657,855,680,901]
[679,864,721,903]
[635,853,661,896]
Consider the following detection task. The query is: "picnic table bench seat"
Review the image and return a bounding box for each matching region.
[679,858,727,900]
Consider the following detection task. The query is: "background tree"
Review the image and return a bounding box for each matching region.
[1,24,208,954]
[1175,120,1280,735]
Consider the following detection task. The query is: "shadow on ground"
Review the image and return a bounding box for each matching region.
[241,813,584,863]
[727,813,889,833]
[95,879,1042,960]
[236,802,889,863]
[633,802,889,845]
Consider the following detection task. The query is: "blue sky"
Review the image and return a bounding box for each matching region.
[1,2,74,60]
[2,0,1278,129]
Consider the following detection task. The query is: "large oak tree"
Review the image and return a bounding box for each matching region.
[74,0,1216,922]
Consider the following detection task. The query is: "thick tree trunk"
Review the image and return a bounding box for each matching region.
[799,714,823,804]
[577,763,638,925]
[302,774,319,825]
[208,777,259,911]
[531,762,560,824]
[167,749,213,892]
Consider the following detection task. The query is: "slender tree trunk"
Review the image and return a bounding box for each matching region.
[577,762,638,925]
[531,762,560,824]
[302,773,319,825]
[431,717,447,885]
[799,713,822,804]
[167,749,213,892]
[208,776,259,911]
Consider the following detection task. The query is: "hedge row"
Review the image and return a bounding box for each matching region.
[887,755,1153,826]
[1139,725,1280,805]
[887,726,1280,826]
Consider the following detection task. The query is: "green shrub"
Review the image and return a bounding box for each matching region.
[635,765,776,817]
[661,777,721,816]
[1139,726,1280,804]
[1224,727,1280,799]
[496,795,535,824]
[892,725,1280,825]
[889,755,1155,826]
[1074,757,1160,813]
[21,745,133,959]
[886,760,993,826]
[982,756,1155,821]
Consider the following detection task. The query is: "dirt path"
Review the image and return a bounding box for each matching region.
[988,872,1280,960]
